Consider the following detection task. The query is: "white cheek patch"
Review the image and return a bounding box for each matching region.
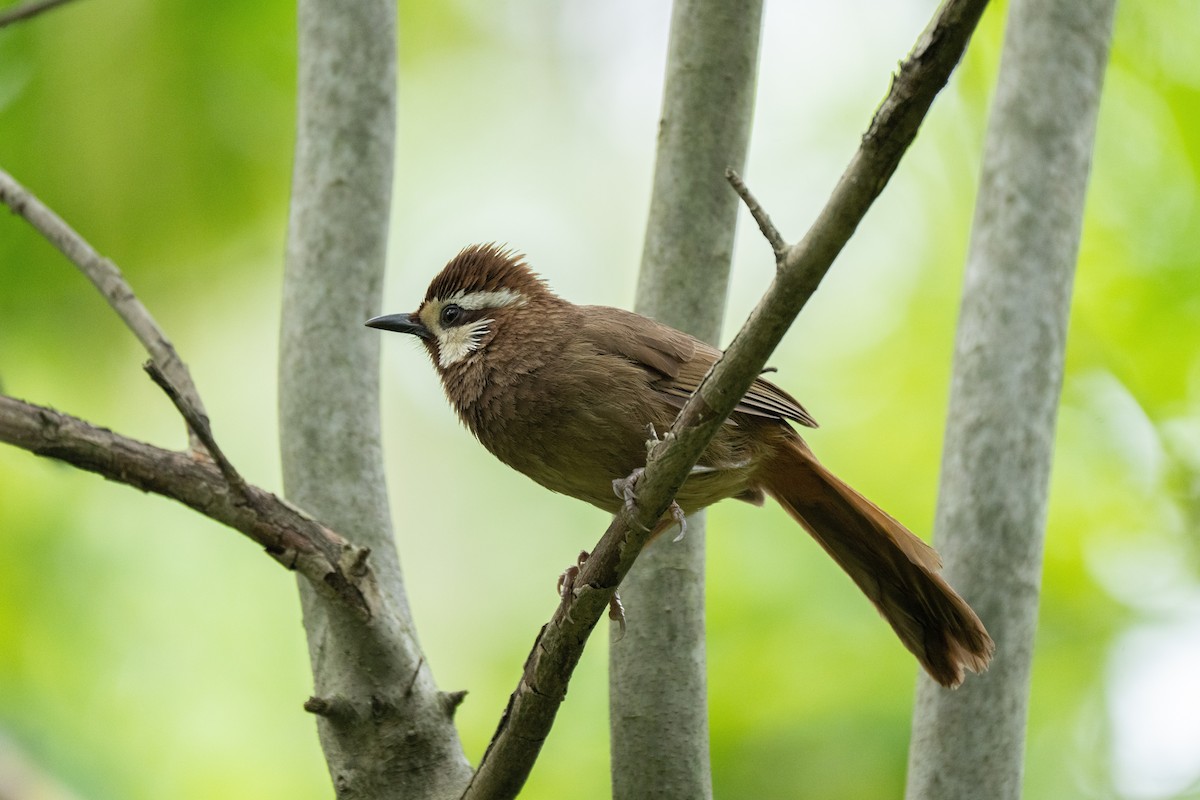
[436,318,493,367]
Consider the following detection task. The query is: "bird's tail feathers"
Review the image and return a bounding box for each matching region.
[761,438,993,688]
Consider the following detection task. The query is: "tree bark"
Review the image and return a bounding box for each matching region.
[905,1,1116,798]
[279,1,471,797]
[610,1,763,798]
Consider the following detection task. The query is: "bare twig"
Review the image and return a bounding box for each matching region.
[0,168,205,449]
[439,690,468,718]
[0,394,373,617]
[0,0,81,28]
[0,170,374,600]
[463,0,990,795]
[725,168,787,262]
[144,360,252,503]
[303,695,357,720]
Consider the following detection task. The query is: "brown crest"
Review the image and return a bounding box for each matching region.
[425,243,552,303]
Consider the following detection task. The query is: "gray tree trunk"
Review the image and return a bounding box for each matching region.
[905,1,1116,798]
[609,1,763,798]
[279,2,472,797]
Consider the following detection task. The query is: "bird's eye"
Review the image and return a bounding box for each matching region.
[440,303,463,326]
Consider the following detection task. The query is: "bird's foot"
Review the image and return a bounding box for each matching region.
[644,423,675,455]
[612,468,645,513]
[644,423,660,454]
[556,550,626,636]
[557,549,590,622]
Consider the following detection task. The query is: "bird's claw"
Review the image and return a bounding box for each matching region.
[612,467,645,512]
[557,549,590,622]
[556,550,626,637]
[644,423,660,454]
[609,591,626,640]
[645,423,675,455]
[558,550,590,591]
[669,500,688,542]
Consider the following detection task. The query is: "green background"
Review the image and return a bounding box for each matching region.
[1,1,1197,798]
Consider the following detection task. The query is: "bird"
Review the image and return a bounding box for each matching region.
[367,243,993,688]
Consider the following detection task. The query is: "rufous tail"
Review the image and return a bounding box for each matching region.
[761,437,994,688]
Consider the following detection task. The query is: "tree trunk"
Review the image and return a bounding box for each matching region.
[609,2,763,798]
[279,1,471,796]
[905,1,1116,798]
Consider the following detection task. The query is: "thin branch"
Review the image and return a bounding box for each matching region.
[0,168,206,448]
[0,394,374,617]
[725,167,786,262]
[0,0,81,28]
[144,360,251,504]
[463,0,990,795]
[0,170,378,608]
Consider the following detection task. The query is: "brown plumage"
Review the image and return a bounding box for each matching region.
[368,243,993,687]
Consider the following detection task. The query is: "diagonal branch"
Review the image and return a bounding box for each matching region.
[0,394,375,617]
[144,360,252,504]
[0,168,206,449]
[462,0,991,795]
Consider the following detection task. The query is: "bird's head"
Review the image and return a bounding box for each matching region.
[366,243,555,372]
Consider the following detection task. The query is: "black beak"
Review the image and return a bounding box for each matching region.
[365,312,432,340]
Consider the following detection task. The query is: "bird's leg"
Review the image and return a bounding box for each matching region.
[556,549,626,635]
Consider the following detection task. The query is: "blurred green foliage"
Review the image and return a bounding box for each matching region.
[1,1,1197,798]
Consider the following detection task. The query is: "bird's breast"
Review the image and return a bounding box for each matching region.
[452,344,667,511]
[444,325,768,515]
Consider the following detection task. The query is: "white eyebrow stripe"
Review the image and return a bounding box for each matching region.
[444,288,526,311]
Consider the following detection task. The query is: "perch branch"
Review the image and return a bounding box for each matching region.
[0,394,374,617]
[462,0,990,796]
[0,168,206,450]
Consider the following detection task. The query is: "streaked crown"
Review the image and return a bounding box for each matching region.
[425,243,549,304]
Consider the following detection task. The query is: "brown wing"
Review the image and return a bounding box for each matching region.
[577,305,696,377]
[578,305,817,428]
